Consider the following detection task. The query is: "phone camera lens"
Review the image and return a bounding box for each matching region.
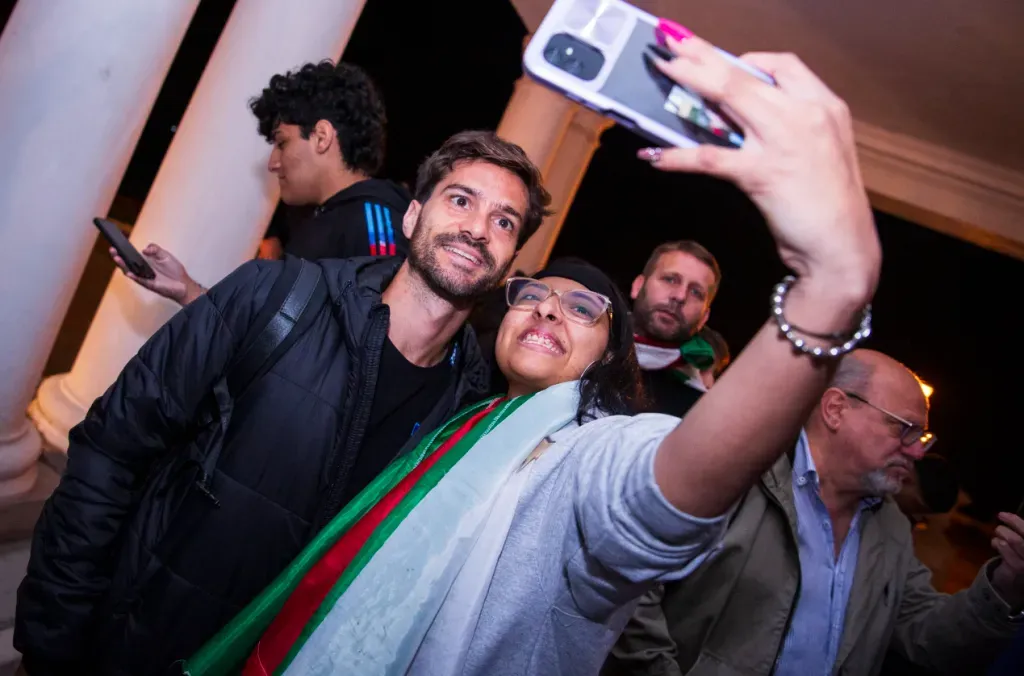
[541,33,604,81]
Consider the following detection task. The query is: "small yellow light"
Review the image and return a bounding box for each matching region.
[919,382,934,399]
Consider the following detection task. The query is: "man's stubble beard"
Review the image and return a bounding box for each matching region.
[633,286,696,343]
[407,213,511,305]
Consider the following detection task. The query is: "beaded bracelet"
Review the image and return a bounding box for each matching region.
[770,275,872,359]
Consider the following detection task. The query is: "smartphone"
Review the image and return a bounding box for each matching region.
[523,0,774,149]
[93,217,156,280]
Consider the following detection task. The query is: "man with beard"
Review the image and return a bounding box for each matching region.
[15,131,550,675]
[630,241,721,416]
[607,349,1024,676]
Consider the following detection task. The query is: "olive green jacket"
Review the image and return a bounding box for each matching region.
[605,453,1019,676]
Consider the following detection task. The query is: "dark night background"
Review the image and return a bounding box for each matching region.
[2,0,1021,517]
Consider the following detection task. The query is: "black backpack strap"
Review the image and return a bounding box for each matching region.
[190,259,325,508]
[227,256,327,398]
[191,257,328,507]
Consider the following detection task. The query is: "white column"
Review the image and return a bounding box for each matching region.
[0,0,200,497]
[497,77,612,274]
[31,0,369,452]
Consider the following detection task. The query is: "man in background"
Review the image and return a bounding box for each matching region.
[113,60,410,305]
[630,240,721,416]
[608,350,1024,676]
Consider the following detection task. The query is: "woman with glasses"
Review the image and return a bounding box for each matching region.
[183,35,883,676]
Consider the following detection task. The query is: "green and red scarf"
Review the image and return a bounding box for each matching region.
[183,381,579,675]
[634,333,716,372]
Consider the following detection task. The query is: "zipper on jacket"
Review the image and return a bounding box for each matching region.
[317,305,389,529]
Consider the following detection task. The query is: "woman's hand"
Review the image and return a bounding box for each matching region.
[641,36,880,327]
[647,33,882,518]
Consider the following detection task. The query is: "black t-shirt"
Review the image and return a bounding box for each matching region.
[641,368,704,418]
[340,338,452,505]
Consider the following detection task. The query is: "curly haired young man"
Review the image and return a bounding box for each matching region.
[253,61,411,261]
[110,61,413,306]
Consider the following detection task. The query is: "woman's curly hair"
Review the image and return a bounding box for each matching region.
[249,61,386,175]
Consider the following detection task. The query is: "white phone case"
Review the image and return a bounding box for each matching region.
[523,0,769,149]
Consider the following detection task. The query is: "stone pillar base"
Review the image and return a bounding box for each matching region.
[29,374,89,454]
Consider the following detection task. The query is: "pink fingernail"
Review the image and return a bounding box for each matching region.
[657,18,694,43]
[638,147,663,163]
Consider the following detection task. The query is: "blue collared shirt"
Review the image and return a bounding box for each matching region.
[775,431,880,676]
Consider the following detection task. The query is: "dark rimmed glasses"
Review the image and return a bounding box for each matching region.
[844,391,936,451]
[505,277,612,327]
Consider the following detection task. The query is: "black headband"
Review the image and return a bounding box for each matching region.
[535,257,633,352]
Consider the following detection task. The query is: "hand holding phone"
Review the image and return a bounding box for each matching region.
[526,0,879,300]
[523,0,773,149]
[93,218,156,280]
[96,220,205,306]
[641,36,879,297]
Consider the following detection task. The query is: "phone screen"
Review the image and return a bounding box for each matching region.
[596,19,744,148]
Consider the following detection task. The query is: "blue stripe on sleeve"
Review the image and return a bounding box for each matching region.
[364,202,377,255]
[383,207,395,253]
[373,203,386,252]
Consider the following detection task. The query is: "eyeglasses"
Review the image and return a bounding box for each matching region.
[843,391,936,451]
[505,277,613,327]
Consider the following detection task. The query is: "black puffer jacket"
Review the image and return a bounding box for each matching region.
[15,257,490,675]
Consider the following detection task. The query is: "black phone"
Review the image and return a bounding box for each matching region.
[93,217,156,280]
[1016,496,1024,519]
